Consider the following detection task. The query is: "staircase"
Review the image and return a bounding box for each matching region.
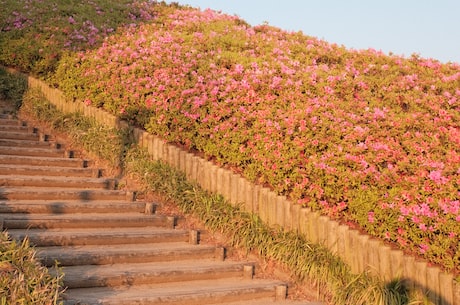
[0,110,318,305]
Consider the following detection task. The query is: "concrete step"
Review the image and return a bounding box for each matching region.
[0,155,89,168]
[0,200,145,214]
[37,242,222,266]
[0,175,116,189]
[61,278,286,305]
[0,146,69,158]
[58,260,253,289]
[0,138,62,149]
[7,226,188,246]
[0,164,99,177]
[1,212,168,229]
[0,187,133,201]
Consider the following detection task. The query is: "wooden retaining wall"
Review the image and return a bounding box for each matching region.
[26,75,460,305]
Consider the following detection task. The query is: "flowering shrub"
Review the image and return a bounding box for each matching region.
[1,1,459,274]
[0,0,156,77]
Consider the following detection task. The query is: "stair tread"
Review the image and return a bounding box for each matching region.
[0,154,86,166]
[0,187,133,202]
[8,226,187,246]
[39,241,211,251]
[8,226,185,236]
[0,131,38,139]
[0,164,92,172]
[0,199,139,204]
[0,138,56,147]
[0,199,144,213]
[62,278,284,303]
[0,199,144,212]
[61,259,251,277]
[0,186,127,192]
[1,212,158,219]
[0,174,112,183]
[37,242,217,262]
[0,118,25,125]
[0,146,62,153]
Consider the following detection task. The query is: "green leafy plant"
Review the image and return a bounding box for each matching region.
[20,87,133,168]
[0,67,27,112]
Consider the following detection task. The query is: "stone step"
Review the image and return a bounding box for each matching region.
[0,187,133,201]
[37,242,222,266]
[1,212,166,229]
[0,175,116,189]
[0,164,99,177]
[7,226,187,246]
[0,155,89,168]
[0,138,62,149]
[0,146,69,158]
[0,200,145,214]
[61,278,286,305]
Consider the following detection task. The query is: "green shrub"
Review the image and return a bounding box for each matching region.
[0,67,27,112]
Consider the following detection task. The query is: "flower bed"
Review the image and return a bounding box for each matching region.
[1,0,459,274]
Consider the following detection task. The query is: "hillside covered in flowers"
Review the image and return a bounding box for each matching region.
[1,0,459,274]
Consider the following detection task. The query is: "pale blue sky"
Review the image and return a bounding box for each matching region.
[166,0,460,64]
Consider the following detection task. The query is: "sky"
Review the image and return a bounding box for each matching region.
[165,0,460,64]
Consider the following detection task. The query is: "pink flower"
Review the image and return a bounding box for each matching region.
[367,211,375,223]
[234,64,244,74]
[373,107,386,120]
[419,244,429,254]
[428,170,448,185]
[145,97,154,108]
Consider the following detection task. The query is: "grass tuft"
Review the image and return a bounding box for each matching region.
[0,232,63,305]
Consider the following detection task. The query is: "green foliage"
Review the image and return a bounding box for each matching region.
[0,232,63,305]
[0,67,27,112]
